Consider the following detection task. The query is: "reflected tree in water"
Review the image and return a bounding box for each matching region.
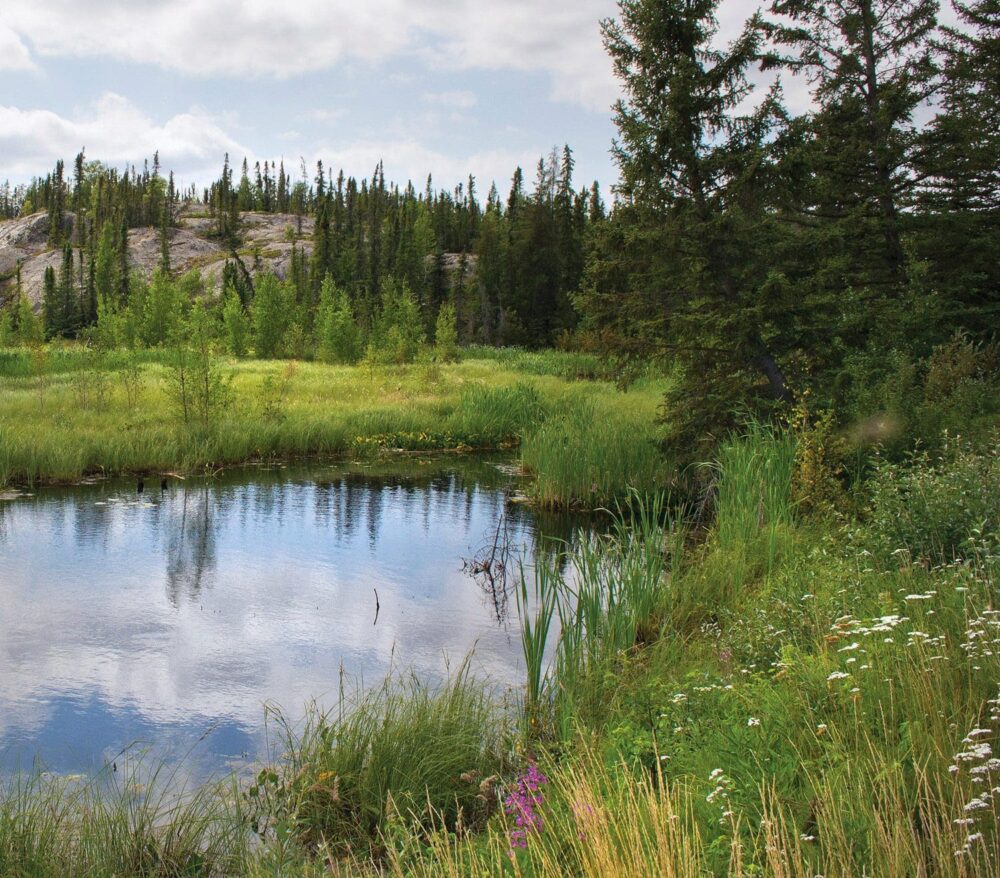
[164,487,219,605]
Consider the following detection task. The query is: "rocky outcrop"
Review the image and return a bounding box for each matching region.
[0,204,466,310]
[0,205,318,309]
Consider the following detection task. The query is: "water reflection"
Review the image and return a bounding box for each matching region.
[0,458,591,780]
[165,487,218,606]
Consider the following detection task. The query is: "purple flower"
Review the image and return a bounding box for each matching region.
[504,762,549,852]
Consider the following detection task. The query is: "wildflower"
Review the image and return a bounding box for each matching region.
[747,717,761,727]
[827,671,850,682]
[504,762,548,852]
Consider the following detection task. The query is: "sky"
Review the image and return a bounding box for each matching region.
[0,1,961,198]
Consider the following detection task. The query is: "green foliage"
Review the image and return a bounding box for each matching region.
[518,493,679,740]
[221,288,250,358]
[251,273,290,359]
[452,382,547,445]
[838,332,1000,455]
[521,394,665,508]
[141,269,186,347]
[0,764,248,877]
[15,294,42,346]
[370,277,425,364]
[0,308,13,348]
[712,424,796,550]
[434,302,459,362]
[315,275,361,364]
[859,438,1000,566]
[164,304,230,426]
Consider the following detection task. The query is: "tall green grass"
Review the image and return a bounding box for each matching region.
[520,396,666,509]
[249,666,511,864]
[450,382,547,445]
[518,493,683,741]
[0,761,247,877]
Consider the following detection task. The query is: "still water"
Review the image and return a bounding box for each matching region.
[0,458,579,780]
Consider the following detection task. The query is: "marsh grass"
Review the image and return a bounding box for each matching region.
[248,666,512,865]
[0,758,248,877]
[0,347,668,510]
[518,492,682,741]
[520,393,667,509]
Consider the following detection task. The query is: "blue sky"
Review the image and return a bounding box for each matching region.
[0,1,960,198]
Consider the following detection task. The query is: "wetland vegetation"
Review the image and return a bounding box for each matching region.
[2,0,999,874]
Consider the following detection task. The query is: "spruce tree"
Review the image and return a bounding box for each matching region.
[915,0,1000,333]
[765,0,939,291]
[42,266,59,339]
[582,0,791,447]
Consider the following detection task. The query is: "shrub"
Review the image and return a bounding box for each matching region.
[222,289,250,358]
[434,302,459,363]
[315,277,361,364]
[370,277,424,364]
[860,437,1000,565]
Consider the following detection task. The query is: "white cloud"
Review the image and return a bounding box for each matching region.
[309,109,346,123]
[313,139,536,194]
[0,93,250,185]
[1,0,621,111]
[0,23,36,71]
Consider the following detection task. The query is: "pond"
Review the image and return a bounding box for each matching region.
[0,457,584,782]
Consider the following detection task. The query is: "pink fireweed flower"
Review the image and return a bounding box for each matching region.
[504,762,549,852]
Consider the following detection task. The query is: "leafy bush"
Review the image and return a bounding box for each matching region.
[369,277,425,364]
[860,437,1000,565]
[315,277,361,364]
[434,303,460,363]
[839,333,1000,455]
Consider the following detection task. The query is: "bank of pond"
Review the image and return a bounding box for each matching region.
[0,421,997,875]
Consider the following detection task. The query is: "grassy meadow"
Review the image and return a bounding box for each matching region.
[0,345,669,508]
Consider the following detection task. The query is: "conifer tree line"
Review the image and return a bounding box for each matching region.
[0,0,996,436]
[2,145,602,352]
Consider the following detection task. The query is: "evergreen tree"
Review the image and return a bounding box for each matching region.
[93,220,119,303]
[434,301,459,362]
[581,0,790,448]
[57,243,79,337]
[765,0,939,292]
[42,266,59,339]
[915,0,1000,333]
